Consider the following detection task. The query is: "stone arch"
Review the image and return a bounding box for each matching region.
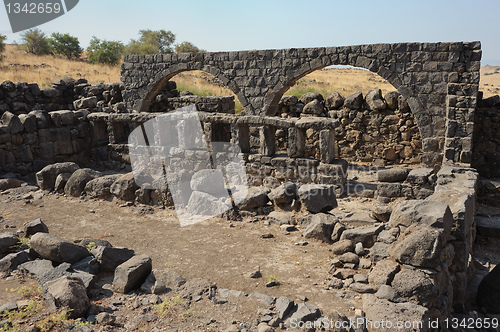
[263,55,432,145]
[136,64,245,113]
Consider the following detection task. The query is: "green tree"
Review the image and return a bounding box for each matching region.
[0,34,6,61]
[21,28,51,55]
[175,41,204,53]
[49,32,82,59]
[86,36,124,65]
[125,29,175,55]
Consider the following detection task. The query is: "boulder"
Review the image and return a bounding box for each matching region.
[405,168,434,186]
[186,191,231,216]
[391,266,438,306]
[377,168,409,182]
[299,92,324,105]
[339,252,359,265]
[73,96,97,110]
[238,187,270,210]
[0,232,18,253]
[384,91,400,110]
[91,246,135,272]
[325,92,344,110]
[388,200,453,240]
[64,168,103,197]
[0,250,30,272]
[140,269,187,294]
[0,178,21,191]
[54,173,71,193]
[362,294,430,331]
[112,254,152,293]
[84,174,121,198]
[23,218,49,237]
[30,233,90,264]
[477,265,500,313]
[330,239,354,255]
[370,242,389,264]
[36,162,80,190]
[368,258,400,289]
[370,205,392,223]
[302,99,324,115]
[365,89,387,111]
[302,213,336,243]
[288,302,321,323]
[1,111,23,134]
[44,276,89,318]
[275,296,294,320]
[387,225,444,268]
[343,91,363,110]
[190,169,227,195]
[298,184,337,213]
[268,211,295,225]
[339,225,384,248]
[268,182,297,206]
[110,172,139,201]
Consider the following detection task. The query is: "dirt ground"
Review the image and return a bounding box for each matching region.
[0,181,380,331]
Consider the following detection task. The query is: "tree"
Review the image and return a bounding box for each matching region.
[0,34,6,61]
[86,36,124,65]
[49,32,82,59]
[21,28,51,55]
[125,29,175,55]
[175,41,204,53]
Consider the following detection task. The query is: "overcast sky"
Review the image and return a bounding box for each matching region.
[1,0,499,65]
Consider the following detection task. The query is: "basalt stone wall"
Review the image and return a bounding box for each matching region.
[277,89,422,165]
[121,41,482,166]
[472,94,500,178]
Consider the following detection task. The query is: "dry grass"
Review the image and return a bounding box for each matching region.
[0,44,498,101]
[480,65,500,98]
[0,44,120,88]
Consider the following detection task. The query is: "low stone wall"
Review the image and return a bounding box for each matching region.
[277,89,422,165]
[472,93,500,178]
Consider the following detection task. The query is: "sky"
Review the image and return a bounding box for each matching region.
[1,0,500,65]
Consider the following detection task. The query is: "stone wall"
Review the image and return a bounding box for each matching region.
[472,93,500,178]
[121,41,482,166]
[277,89,422,165]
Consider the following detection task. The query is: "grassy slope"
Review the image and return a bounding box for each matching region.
[0,44,498,100]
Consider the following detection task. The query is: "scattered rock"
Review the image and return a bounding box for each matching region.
[387,225,444,268]
[0,178,21,191]
[268,182,297,206]
[36,162,80,190]
[276,296,294,320]
[378,168,409,182]
[370,205,392,223]
[339,252,360,265]
[0,232,18,253]
[298,184,337,213]
[0,250,30,272]
[375,285,401,302]
[340,225,384,248]
[43,276,89,318]
[391,267,438,306]
[84,174,121,198]
[330,239,354,255]
[140,269,187,294]
[54,173,71,193]
[238,187,270,210]
[303,213,336,243]
[110,172,140,201]
[368,258,400,289]
[355,242,366,256]
[30,233,90,264]
[91,246,135,272]
[349,282,375,293]
[96,312,116,325]
[112,254,152,294]
[23,218,49,237]
[268,211,295,225]
[249,266,262,279]
[190,169,227,195]
[288,302,321,323]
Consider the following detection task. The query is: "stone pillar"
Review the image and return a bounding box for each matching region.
[288,127,305,158]
[203,122,213,145]
[319,129,336,163]
[232,124,250,153]
[259,125,276,156]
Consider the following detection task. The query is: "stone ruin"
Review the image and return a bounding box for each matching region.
[1,41,500,330]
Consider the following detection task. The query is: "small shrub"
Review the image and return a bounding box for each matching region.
[0,34,6,61]
[21,28,51,55]
[49,32,82,59]
[86,36,124,66]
